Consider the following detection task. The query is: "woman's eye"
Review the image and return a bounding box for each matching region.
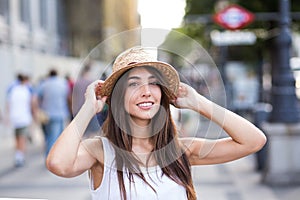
[128,82,139,87]
[149,81,159,86]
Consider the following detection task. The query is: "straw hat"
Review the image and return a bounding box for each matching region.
[99,46,180,99]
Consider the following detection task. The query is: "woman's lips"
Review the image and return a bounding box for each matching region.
[137,102,154,109]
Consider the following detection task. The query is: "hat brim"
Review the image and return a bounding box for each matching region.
[99,61,180,100]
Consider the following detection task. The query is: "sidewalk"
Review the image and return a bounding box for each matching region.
[0,123,91,200]
[192,156,277,200]
[193,155,300,200]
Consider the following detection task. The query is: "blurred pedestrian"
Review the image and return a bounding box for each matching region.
[72,64,100,137]
[46,47,266,200]
[6,73,36,167]
[37,69,69,156]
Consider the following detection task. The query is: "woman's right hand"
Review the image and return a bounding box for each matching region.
[84,80,107,114]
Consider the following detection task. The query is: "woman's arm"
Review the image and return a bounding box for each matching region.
[174,83,267,165]
[46,80,107,177]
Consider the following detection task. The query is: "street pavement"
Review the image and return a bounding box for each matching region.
[1,118,300,200]
[0,123,90,200]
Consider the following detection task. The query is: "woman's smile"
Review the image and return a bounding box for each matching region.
[137,101,154,110]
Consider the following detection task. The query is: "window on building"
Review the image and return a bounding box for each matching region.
[0,0,9,22]
[20,0,30,24]
[39,0,47,29]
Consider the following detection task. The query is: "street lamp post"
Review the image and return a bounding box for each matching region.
[269,0,300,123]
[262,0,300,185]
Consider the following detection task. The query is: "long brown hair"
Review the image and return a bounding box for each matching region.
[102,66,196,200]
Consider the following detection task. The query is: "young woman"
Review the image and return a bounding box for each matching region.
[46,47,266,200]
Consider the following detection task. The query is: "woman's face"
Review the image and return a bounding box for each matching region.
[124,67,162,126]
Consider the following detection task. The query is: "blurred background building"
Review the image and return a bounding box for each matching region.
[1,0,300,124]
[0,0,140,109]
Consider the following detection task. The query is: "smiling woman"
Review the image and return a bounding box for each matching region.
[46,46,266,200]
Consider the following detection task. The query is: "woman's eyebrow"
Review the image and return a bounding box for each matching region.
[127,76,141,80]
[148,75,156,80]
[127,75,157,80]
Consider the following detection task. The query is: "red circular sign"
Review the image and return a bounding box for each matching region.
[213,5,255,30]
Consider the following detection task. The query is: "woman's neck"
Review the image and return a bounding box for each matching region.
[129,120,157,165]
[130,119,152,139]
[131,136,155,167]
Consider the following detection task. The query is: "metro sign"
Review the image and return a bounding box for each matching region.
[213,4,255,30]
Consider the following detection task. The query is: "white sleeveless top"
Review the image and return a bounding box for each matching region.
[89,137,188,200]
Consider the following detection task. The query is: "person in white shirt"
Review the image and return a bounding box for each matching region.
[46,47,266,200]
[6,74,36,167]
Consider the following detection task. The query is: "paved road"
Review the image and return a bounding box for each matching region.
[0,124,90,200]
[0,122,299,200]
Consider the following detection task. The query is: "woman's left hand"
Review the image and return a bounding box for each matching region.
[171,82,199,110]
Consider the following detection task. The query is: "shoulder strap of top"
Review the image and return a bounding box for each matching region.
[100,137,116,168]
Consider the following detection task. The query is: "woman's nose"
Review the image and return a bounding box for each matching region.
[140,84,151,97]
